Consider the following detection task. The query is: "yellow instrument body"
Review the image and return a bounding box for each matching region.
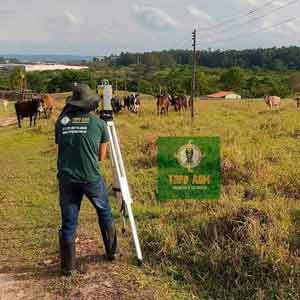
[98,83,113,111]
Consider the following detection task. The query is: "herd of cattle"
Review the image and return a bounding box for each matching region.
[156,94,191,115]
[1,93,300,128]
[111,94,141,114]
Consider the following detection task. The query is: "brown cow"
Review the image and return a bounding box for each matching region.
[41,95,55,118]
[265,96,281,109]
[156,95,170,116]
[173,95,188,112]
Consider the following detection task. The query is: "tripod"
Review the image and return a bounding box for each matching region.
[100,110,143,265]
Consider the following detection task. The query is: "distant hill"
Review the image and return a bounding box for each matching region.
[0,54,93,63]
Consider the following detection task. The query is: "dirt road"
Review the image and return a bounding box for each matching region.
[0,117,17,127]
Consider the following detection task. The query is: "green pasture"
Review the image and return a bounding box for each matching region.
[0,96,300,299]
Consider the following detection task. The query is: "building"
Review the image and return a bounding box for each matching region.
[0,63,88,72]
[207,91,242,100]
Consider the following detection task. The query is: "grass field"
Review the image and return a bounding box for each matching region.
[0,95,300,300]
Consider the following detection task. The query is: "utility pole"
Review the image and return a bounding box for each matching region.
[191,29,197,121]
[124,76,127,95]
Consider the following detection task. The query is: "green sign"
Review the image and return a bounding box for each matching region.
[157,137,220,201]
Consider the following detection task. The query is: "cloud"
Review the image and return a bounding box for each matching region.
[0,9,15,16]
[240,0,284,7]
[132,4,179,30]
[187,5,212,22]
[65,11,80,25]
[284,19,300,33]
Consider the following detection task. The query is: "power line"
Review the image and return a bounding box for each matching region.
[198,0,277,31]
[198,0,299,43]
[209,16,299,46]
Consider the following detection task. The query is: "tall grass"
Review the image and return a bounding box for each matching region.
[0,97,300,299]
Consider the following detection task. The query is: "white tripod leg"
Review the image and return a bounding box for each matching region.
[106,121,143,264]
[109,152,126,233]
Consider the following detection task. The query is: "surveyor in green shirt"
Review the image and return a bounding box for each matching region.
[55,84,117,276]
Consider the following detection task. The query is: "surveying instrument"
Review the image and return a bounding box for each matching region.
[97,80,143,265]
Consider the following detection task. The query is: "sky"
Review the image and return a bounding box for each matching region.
[0,0,299,55]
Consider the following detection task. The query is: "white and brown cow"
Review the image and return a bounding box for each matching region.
[1,99,9,111]
[265,96,281,109]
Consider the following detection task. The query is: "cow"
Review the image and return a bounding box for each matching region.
[123,96,130,110]
[172,95,188,112]
[131,94,140,114]
[265,96,281,109]
[295,97,300,109]
[37,102,45,119]
[41,95,55,118]
[168,94,176,107]
[15,99,40,128]
[156,95,170,116]
[128,94,136,112]
[111,96,122,113]
[180,95,188,111]
[188,96,193,107]
[1,99,8,111]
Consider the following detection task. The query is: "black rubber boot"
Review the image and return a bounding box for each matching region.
[100,222,118,261]
[59,230,76,276]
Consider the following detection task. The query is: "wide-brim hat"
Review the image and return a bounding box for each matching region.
[66,84,99,110]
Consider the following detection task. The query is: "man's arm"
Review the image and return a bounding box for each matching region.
[99,142,108,161]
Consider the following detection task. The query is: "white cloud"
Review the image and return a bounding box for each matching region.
[273,1,285,7]
[284,20,300,33]
[241,0,284,8]
[187,5,212,22]
[132,4,179,30]
[65,11,80,25]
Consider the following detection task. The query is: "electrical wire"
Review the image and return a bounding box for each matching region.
[209,16,298,45]
[198,0,277,31]
[198,0,299,43]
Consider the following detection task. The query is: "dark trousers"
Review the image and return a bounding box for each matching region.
[59,179,114,242]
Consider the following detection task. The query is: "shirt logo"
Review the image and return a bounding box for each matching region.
[61,116,71,125]
[175,141,204,172]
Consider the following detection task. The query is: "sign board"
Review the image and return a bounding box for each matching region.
[157,137,221,201]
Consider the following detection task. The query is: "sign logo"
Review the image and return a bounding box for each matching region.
[61,116,71,125]
[157,137,220,201]
[175,141,204,172]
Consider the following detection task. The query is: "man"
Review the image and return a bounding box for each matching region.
[55,84,117,276]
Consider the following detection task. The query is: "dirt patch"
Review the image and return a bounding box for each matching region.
[0,117,17,128]
[0,237,180,300]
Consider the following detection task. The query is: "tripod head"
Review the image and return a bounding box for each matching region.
[97,79,113,122]
[100,110,113,122]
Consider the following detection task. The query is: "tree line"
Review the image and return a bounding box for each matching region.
[113,46,300,71]
[1,63,300,99]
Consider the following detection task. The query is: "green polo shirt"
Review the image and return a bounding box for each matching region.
[55,112,109,184]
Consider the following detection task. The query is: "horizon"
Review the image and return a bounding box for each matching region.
[1,44,300,59]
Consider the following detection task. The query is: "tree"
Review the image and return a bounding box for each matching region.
[9,67,26,90]
[27,72,48,93]
[220,67,244,90]
[288,72,300,94]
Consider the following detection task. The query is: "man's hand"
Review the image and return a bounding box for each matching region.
[99,143,108,161]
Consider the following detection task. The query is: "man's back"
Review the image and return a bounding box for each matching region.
[55,112,109,184]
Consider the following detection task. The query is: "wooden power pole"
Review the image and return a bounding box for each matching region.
[191,29,197,121]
